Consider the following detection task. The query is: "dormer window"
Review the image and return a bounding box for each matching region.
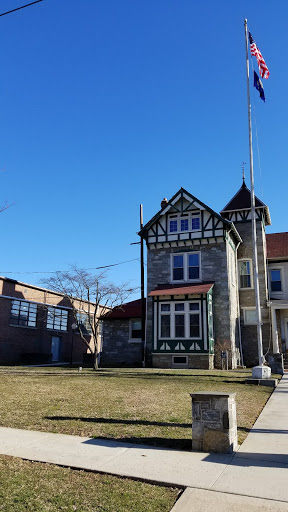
[168,211,201,234]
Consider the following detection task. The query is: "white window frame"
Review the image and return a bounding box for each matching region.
[243,307,258,325]
[171,252,201,283]
[128,318,142,343]
[238,259,253,289]
[168,211,201,234]
[269,266,284,294]
[159,301,202,340]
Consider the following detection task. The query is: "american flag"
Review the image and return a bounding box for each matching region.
[249,32,270,79]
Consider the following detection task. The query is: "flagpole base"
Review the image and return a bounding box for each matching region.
[252,365,271,379]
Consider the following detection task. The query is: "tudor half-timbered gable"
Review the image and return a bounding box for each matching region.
[140,188,242,370]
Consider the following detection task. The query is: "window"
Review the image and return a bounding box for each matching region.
[188,253,200,280]
[238,260,252,289]
[129,318,142,340]
[172,355,188,368]
[180,217,189,231]
[173,255,184,280]
[168,211,201,233]
[191,212,200,231]
[243,308,258,325]
[169,215,178,233]
[270,269,282,292]
[10,300,37,327]
[159,301,201,339]
[171,252,200,282]
[175,303,185,337]
[160,304,171,338]
[47,307,68,331]
[189,303,200,337]
[76,312,92,335]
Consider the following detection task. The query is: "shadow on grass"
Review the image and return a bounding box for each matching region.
[45,415,192,429]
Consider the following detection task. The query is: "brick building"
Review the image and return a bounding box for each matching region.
[0,277,100,365]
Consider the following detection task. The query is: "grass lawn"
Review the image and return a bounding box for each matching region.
[0,367,279,448]
[0,455,179,512]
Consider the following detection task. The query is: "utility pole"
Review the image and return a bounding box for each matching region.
[140,204,146,366]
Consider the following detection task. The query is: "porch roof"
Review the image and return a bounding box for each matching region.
[149,282,214,297]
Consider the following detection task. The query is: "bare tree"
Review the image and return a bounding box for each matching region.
[43,267,134,370]
[0,201,13,213]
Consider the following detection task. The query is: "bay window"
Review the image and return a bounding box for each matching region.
[159,301,201,339]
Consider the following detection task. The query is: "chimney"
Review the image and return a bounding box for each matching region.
[161,198,168,209]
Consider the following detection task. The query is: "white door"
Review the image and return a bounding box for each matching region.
[51,337,61,361]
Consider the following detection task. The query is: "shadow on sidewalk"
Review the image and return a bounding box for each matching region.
[44,415,191,429]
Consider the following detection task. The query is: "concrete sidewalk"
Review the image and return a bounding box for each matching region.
[0,374,288,511]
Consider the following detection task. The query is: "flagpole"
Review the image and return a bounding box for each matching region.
[244,19,265,371]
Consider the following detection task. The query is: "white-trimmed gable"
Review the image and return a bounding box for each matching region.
[144,190,231,248]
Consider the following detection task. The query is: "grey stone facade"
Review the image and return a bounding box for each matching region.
[191,392,238,453]
[101,319,142,367]
[146,241,238,369]
[235,221,270,367]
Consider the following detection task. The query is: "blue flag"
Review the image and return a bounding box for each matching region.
[254,71,265,102]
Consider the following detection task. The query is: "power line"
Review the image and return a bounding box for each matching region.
[0,0,44,18]
[0,258,140,275]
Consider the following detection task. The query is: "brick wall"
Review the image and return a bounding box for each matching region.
[0,278,94,365]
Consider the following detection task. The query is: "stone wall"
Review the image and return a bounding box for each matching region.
[146,241,238,368]
[152,353,214,369]
[101,319,143,367]
[235,221,270,367]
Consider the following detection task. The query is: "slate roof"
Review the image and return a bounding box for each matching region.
[149,282,214,296]
[266,233,288,260]
[103,298,144,319]
[221,181,271,225]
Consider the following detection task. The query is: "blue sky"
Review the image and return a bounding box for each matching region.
[0,0,287,299]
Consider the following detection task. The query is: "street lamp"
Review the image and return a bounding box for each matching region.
[70,323,77,366]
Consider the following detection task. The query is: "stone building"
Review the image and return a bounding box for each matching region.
[136,180,283,370]
[100,299,144,367]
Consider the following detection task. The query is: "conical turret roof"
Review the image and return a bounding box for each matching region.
[220,180,271,225]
